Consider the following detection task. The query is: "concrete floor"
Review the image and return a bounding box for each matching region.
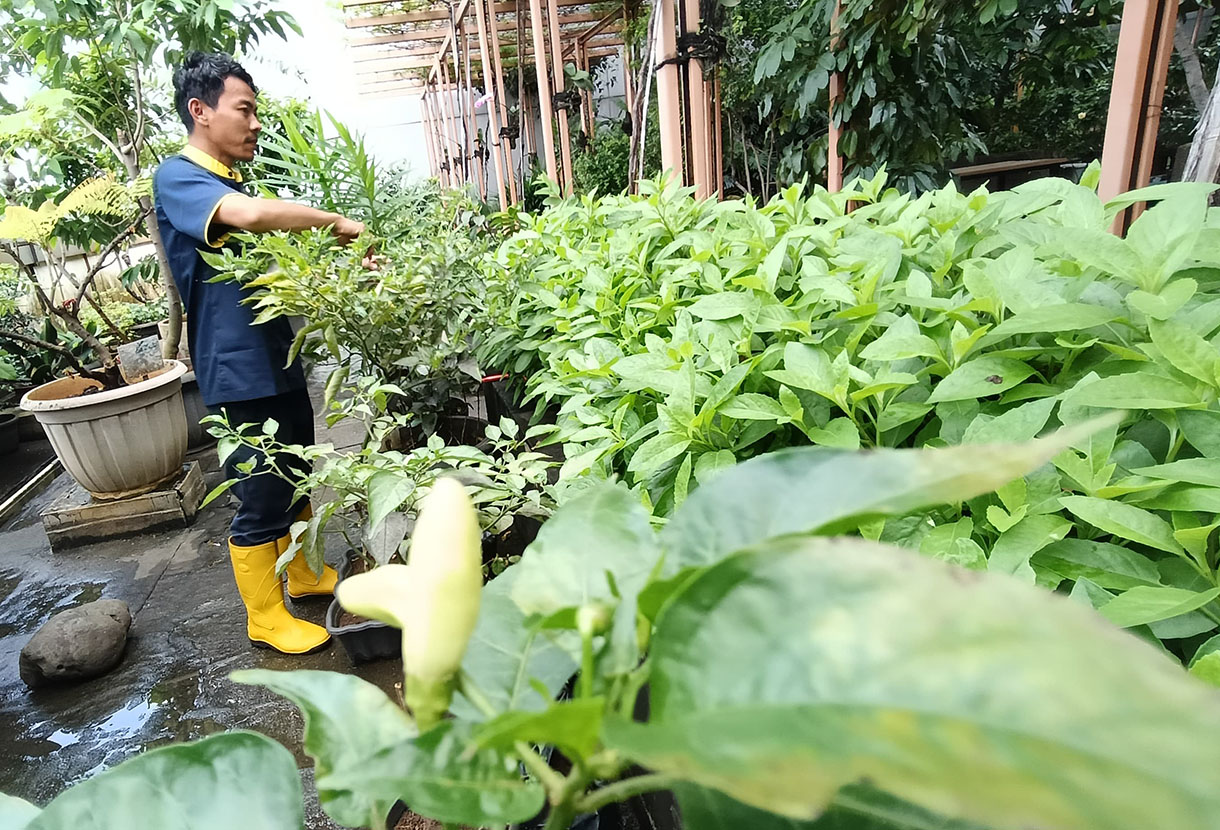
[0,379,401,828]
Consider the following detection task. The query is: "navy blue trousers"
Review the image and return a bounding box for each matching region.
[209,388,315,547]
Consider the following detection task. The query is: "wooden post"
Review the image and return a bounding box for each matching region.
[827,0,844,193]
[440,59,464,185]
[528,0,561,185]
[459,17,488,200]
[1100,0,1179,231]
[421,92,440,180]
[681,0,711,198]
[656,0,683,183]
[545,0,576,192]
[714,73,724,200]
[486,0,520,204]
[474,0,510,207]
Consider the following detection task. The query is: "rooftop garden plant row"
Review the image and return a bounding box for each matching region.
[478,168,1220,671]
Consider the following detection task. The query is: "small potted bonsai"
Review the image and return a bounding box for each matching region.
[202,377,555,664]
[0,178,189,499]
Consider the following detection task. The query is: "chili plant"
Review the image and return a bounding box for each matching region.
[201,379,553,579]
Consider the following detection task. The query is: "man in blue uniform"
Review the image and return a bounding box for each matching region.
[154,52,364,655]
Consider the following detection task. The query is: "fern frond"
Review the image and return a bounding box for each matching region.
[0,202,58,244]
[58,176,139,220]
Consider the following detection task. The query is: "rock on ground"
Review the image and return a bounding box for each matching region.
[19,599,132,689]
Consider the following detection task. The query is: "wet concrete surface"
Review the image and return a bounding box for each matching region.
[0,374,401,828]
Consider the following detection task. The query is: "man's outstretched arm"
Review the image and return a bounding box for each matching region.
[214,193,365,243]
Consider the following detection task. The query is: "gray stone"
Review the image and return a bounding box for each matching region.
[19,599,132,688]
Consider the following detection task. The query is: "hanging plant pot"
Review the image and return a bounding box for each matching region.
[20,360,189,500]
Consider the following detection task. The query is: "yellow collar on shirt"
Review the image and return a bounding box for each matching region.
[180,144,243,182]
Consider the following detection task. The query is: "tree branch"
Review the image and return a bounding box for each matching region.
[74,207,150,308]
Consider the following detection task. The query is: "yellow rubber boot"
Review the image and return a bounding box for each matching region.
[228,539,330,654]
[280,504,339,600]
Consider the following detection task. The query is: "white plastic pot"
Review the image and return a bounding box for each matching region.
[20,360,189,500]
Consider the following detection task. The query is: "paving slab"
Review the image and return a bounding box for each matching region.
[0,368,403,828]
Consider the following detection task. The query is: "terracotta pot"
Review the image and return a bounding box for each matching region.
[20,360,189,500]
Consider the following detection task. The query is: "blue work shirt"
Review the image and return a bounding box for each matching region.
[153,153,305,406]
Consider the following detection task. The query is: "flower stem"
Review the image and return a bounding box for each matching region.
[574,774,678,814]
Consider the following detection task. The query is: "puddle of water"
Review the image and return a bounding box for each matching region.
[46,729,79,749]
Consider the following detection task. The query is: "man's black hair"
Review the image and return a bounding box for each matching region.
[172,51,258,132]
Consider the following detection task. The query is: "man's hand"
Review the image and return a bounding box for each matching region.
[332,217,365,246]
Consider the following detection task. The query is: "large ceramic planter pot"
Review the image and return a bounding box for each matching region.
[20,360,189,500]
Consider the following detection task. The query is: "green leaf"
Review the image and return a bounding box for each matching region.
[987,514,1072,582]
[721,393,790,422]
[629,431,692,476]
[1189,652,1220,688]
[979,304,1118,346]
[1067,372,1198,409]
[1134,458,1220,487]
[473,698,605,760]
[232,670,413,828]
[261,417,280,436]
[365,470,416,535]
[927,357,1035,403]
[1031,539,1162,591]
[961,398,1055,445]
[26,733,301,829]
[454,566,579,719]
[1148,318,1220,388]
[686,292,759,320]
[510,483,658,674]
[0,794,39,830]
[1126,279,1198,320]
[764,342,835,399]
[806,417,860,450]
[1098,586,1220,628]
[318,721,545,826]
[1178,409,1220,456]
[607,536,1220,830]
[675,784,979,830]
[1059,496,1185,555]
[694,450,736,485]
[661,419,1116,574]
[200,477,239,509]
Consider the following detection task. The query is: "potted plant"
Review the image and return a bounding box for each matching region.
[202,180,499,448]
[202,378,554,664]
[0,178,189,499]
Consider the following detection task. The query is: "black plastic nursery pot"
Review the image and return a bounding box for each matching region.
[326,556,400,665]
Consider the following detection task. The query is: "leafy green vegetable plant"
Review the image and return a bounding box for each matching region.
[13,424,1220,830]
[479,169,1220,665]
[201,380,554,580]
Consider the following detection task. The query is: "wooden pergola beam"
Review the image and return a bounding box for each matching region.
[345,0,590,29]
[350,11,617,52]
[360,44,626,86]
